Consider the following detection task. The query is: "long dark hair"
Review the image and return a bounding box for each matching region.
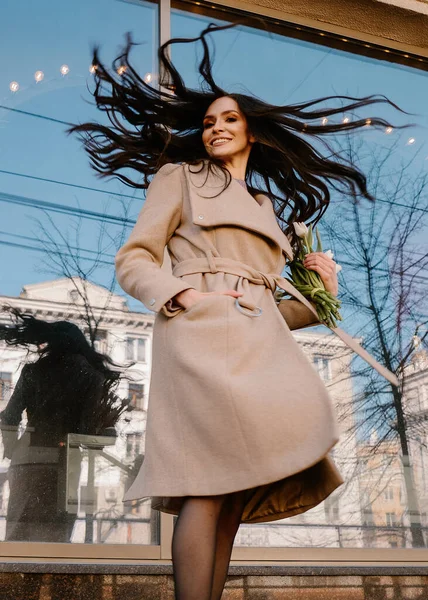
[69,23,406,243]
[0,306,120,392]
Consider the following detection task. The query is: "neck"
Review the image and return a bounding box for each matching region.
[220,150,251,180]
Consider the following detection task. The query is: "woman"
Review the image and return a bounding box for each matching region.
[0,308,125,542]
[70,23,401,599]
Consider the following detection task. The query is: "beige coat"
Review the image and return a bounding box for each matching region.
[116,161,354,523]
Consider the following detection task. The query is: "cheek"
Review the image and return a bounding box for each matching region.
[202,129,211,146]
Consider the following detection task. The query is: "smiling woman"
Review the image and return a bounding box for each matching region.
[67,19,414,599]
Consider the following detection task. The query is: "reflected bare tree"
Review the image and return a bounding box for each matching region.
[323,134,428,548]
[34,196,133,346]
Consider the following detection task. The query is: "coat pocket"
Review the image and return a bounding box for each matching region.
[181,293,226,319]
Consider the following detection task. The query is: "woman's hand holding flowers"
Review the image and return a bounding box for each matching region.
[282,222,343,329]
[303,252,339,297]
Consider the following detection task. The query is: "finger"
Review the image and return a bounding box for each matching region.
[221,289,243,297]
[304,255,335,267]
[304,259,336,274]
[306,264,334,282]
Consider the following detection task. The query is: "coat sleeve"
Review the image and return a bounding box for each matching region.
[115,163,195,316]
[277,299,321,331]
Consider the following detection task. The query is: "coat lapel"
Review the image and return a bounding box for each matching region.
[184,162,294,261]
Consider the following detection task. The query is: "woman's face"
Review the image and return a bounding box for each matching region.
[202,97,255,162]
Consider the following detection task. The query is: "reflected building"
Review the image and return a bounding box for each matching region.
[356,348,428,548]
[1,277,362,547]
[0,277,155,544]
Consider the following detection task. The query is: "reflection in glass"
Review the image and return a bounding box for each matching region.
[0,309,127,542]
[167,11,428,550]
[0,0,158,545]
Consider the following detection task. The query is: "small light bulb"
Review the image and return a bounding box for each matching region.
[144,73,153,83]
[35,70,44,83]
[407,137,416,145]
[9,81,19,92]
[321,117,328,126]
[342,117,350,124]
[385,126,393,134]
[365,119,372,126]
[60,64,70,76]
[117,65,127,76]
[89,64,98,74]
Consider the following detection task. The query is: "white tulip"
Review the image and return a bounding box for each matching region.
[293,222,309,238]
[324,249,342,273]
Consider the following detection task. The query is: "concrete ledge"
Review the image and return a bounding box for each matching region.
[2,562,428,575]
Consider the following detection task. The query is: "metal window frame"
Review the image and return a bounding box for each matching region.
[2,0,428,566]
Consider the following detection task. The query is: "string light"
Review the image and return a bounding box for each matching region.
[89,64,98,74]
[144,73,153,83]
[321,117,328,125]
[342,117,350,124]
[117,65,127,76]
[34,70,44,83]
[60,64,69,76]
[365,118,372,126]
[9,81,19,93]
[385,126,393,134]
[407,137,416,145]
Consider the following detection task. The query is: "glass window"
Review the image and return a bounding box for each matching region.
[171,9,428,551]
[313,356,332,381]
[128,382,146,410]
[0,0,158,548]
[126,337,147,362]
[0,373,13,403]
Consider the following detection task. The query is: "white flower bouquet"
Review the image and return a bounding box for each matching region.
[284,222,343,329]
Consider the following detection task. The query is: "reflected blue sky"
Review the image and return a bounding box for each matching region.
[1,0,427,316]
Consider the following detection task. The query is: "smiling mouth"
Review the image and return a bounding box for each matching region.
[211,138,232,147]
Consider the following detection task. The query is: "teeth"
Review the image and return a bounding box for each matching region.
[212,138,231,146]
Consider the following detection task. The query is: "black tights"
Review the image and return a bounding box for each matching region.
[171,490,248,600]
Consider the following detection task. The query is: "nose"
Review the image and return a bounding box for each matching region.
[212,120,225,134]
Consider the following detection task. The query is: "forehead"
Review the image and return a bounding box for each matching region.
[204,97,240,117]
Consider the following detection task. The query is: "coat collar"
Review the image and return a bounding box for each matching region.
[183,162,294,261]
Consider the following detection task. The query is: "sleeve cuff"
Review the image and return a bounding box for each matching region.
[277,299,320,331]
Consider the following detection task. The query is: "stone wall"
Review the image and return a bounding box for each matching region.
[1,567,428,600]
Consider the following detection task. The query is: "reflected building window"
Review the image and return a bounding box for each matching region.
[313,355,332,381]
[93,330,108,355]
[126,337,147,362]
[0,372,13,403]
[128,383,145,411]
[386,512,397,526]
[126,432,144,461]
[384,487,394,500]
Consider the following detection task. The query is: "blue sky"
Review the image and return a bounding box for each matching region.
[1,0,427,317]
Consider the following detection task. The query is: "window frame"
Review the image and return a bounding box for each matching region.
[2,0,428,566]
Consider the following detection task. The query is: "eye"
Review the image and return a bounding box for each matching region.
[226,117,237,122]
[203,122,213,129]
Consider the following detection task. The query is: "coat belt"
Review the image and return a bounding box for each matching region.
[172,257,399,387]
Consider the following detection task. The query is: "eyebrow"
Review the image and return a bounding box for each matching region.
[203,110,240,121]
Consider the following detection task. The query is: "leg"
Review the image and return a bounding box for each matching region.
[210,490,249,600]
[172,494,226,600]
